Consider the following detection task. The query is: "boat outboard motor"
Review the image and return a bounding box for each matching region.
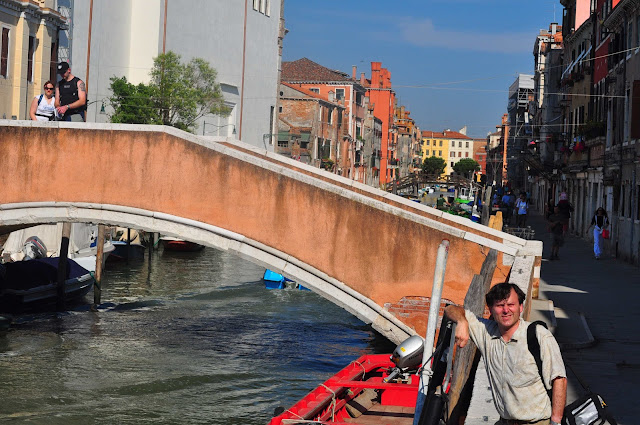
[22,236,47,261]
[384,335,424,382]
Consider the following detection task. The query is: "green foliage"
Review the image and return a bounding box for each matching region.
[453,158,480,178]
[109,77,161,125]
[108,51,230,133]
[421,156,446,176]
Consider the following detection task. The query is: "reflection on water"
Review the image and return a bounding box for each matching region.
[0,247,394,424]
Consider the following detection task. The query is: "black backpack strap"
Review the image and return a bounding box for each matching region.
[527,321,552,400]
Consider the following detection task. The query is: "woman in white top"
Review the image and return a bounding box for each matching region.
[29,80,57,121]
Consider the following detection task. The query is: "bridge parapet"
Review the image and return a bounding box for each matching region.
[0,121,542,343]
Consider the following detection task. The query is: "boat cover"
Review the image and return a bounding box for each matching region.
[0,258,88,291]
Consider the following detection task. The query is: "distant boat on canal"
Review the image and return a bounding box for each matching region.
[160,236,205,252]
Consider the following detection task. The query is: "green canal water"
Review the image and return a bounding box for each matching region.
[0,248,393,424]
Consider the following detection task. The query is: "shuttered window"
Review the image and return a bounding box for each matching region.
[631,81,640,139]
[1,28,9,78]
[27,35,35,82]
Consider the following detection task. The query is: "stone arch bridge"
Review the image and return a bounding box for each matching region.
[0,121,542,344]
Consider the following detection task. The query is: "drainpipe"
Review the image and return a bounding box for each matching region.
[413,239,450,424]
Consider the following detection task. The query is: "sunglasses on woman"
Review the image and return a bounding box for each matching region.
[44,86,54,90]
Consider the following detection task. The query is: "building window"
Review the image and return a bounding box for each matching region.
[425,150,430,156]
[458,152,462,157]
[458,141,462,147]
[309,87,319,93]
[278,139,288,148]
[425,140,430,146]
[327,107,332,124]
[27,35,35,82]
[253,0,259,10]
[335,88,345,101]
[438,150,442,156]
[465,152,469,157]
[466,142,469,148]
[278,106,282,113]
[450,152,455,157]
[50,38,58,82]
[451,162,454,168]
[1,27,9,78]
[451,141,455,147]
[439,141,442,147]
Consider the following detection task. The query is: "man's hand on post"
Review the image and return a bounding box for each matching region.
[444,305,469,348]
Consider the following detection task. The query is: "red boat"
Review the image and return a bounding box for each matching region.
[270,318,454,425]
[160,237,205,252]
[269,354,419,425]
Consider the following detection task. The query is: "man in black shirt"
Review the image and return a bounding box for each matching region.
[55,61,87,122]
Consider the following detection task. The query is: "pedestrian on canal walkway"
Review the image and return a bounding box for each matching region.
[587,207,609,260]
[547,205,564,260]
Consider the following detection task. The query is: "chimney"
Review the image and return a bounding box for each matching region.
[371,62,381,87]
[352,65,357,80]
[360,72,366,85]
[328,91,335,102]
[551,23,557,35]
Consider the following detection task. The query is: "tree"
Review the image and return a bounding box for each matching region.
[109,77,161,125]
[421,156,446,176]
[108,51,230,133]
[453,158,480,178]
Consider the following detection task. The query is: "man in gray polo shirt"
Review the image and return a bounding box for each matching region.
[445,283,566,425]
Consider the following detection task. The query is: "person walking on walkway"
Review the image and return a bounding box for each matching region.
[55,61,87,122]
[587,207,609,260]
[445,283,567,425]
[29,81,56,121]
[547,205,564,260]
[556,192,573,236]
[515,192,529,228]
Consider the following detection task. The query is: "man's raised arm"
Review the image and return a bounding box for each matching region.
[444,305,470,348]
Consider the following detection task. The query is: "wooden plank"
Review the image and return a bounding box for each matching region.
[446,249,497,425]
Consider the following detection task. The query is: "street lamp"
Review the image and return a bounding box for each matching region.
[203,122,236,136]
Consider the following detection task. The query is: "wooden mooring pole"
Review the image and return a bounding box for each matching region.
[56,222,72,311]
[93,224,105,308]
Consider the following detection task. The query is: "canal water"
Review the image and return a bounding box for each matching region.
[0,247,394,424]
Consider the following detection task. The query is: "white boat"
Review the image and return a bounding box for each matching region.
[1,223,115,272]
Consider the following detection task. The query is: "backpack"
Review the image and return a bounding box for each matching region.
[527,321,617,425]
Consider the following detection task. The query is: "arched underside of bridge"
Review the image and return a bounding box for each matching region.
[0,122,543,344]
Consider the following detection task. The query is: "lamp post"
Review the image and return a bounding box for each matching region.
[203,122,236,136]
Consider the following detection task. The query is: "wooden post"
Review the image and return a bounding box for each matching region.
[56,222,72,311]
[93,224,105,307]
[482,186,493,225]
[126,228,131,264]
[446,249,497,425]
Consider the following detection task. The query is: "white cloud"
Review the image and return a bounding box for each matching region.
[399,18,533,54]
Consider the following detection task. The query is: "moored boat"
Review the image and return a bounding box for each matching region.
[269,319,454,425]
[0,257,95,313]
[160,236,205,252]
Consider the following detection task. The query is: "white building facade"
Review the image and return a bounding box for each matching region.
[68,0,282,149]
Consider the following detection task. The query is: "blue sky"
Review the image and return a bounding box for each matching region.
[282,0,561,138]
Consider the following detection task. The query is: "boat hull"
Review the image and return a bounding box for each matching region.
[269,354,419,425]
[161,239,205,252]
[0,258,95,313]
[108,241,146,261]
